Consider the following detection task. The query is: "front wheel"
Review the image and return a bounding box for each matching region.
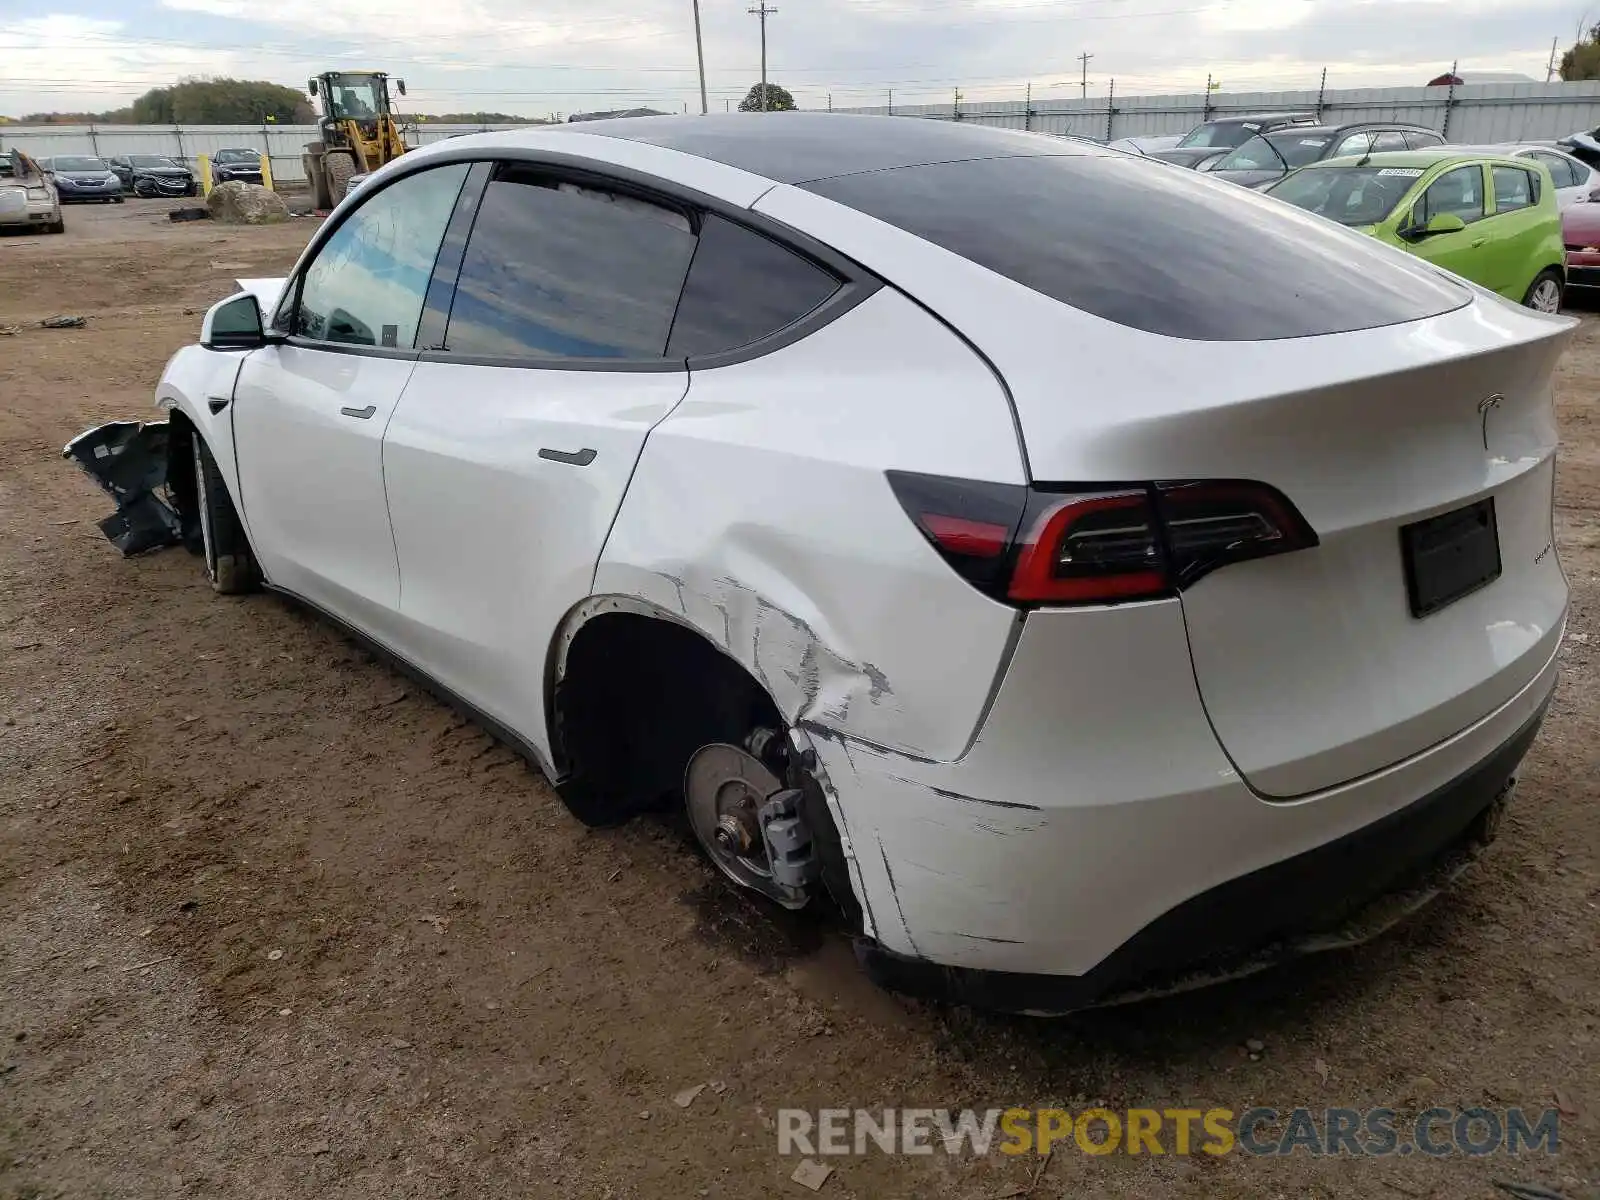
[191,436,259,595]
[133,178,156,198]
[1524,269,1564,314]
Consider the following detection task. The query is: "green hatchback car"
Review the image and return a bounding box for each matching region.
[1265,150,1566,312]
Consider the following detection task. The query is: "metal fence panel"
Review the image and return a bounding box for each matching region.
[838,80,1600,144]
[6,83,1600,178]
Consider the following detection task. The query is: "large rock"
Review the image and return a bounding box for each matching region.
[207,181,289,225]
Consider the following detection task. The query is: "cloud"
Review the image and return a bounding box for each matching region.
[0,0,1570,118]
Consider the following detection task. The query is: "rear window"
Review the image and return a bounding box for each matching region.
[1178,121,1260,149]
[803,154,1468,341]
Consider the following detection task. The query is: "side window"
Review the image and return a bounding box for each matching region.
[1371,131,1409,152]
[1405,130,1445,149]
[295,163,469,348]
[1335,132,1373,158]
[1492,165,1537,212]
[666,215,841,359]
[1534,152,1577,188]
[1415,165,1485,226]
[444,168,696,360]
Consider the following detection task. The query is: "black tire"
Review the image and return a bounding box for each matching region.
[191,436,259,595]
[323,152,358,204]
[134,178,156,198]
[45,218,64,235]
[1523,268,1564,314]
[111,196,124,204]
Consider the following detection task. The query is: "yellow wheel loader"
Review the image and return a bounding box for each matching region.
[301,71,409,210]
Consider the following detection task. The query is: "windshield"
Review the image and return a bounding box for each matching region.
[1179,121,1263,149]
[129,155,178,168]
[1217,131,1333,173]
[1267,166,1421,227]
[326,74,384,120]
[215,149,258,163]
[52,156,107,172]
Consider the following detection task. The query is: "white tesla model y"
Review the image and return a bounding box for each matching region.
[145,115,1572,1012]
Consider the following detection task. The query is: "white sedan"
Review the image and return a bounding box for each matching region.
[1458,142,1597,208]
[146,115,1571,1011]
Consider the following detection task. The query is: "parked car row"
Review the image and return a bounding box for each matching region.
[1112,112,1594,311]
[23,149,267,203]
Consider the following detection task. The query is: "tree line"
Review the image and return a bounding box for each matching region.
[6,78,554,125]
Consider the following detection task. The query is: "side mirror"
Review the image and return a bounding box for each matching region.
[396,78,407,97]
[1401,211,1466,241]
[201,293,268,351]
[307,79,318,97]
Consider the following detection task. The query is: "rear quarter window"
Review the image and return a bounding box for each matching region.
[803,154,1468,341]
[666,215,841,359]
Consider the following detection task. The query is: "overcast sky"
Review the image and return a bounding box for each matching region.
[0,0,1582,118]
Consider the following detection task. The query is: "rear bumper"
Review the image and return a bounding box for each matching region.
[812,597,1562,1004]
[1566,256,1600,287]
[856,693,1547,1013]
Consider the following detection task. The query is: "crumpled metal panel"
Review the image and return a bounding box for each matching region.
[62,420,184,556]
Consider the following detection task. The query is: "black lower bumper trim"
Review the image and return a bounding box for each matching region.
[858,696,1551,1014]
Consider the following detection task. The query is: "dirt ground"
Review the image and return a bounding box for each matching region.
[1,199,1596,1200]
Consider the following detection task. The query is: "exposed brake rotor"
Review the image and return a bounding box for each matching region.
[685,740,817,910]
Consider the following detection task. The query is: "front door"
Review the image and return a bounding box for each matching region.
[1405,163,1490,287]
[232,162,471,634]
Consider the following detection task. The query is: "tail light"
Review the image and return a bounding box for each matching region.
[888,472,1318,607]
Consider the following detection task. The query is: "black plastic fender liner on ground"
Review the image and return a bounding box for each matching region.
[62,420,184,556]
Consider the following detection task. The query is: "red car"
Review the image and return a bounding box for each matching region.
[1565,203,1600,289]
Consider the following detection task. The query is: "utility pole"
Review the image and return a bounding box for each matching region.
[692,0,709,113]
[888,88,894,114]
[1547,35,1561,82]
[748,2,778,111]
[1078,51,1094,99]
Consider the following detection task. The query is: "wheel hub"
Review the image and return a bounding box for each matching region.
[685,742,812,909]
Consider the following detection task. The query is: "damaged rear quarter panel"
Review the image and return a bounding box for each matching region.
[592,287,1025,763]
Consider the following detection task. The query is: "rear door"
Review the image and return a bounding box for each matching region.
[378,165,697,744]
[233,161,471,631]
[1486,162,1547,297]
[382,165,857,748]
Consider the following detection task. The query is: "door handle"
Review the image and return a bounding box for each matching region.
[340,405,377,420]
[538,447,597,467]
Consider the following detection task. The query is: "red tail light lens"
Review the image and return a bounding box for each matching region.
[888,472,1318,606]
[1009,490,1167,603]
[1155,479,1319,588]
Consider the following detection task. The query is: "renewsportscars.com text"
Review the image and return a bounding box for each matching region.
[777,1107,1561,1158]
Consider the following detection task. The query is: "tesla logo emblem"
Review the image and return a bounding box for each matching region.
[1477,394,1503,451]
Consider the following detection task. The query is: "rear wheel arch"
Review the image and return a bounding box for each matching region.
[546,599,863,926]
[547,597,783,823]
